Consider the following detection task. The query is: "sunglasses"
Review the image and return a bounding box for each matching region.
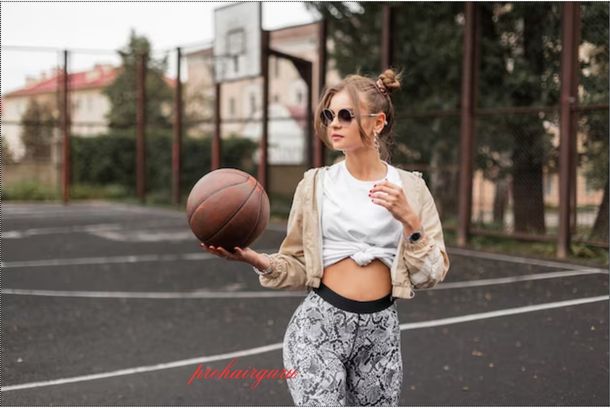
[320,108,382,127]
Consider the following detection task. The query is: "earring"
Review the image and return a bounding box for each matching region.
[373,131,380,151]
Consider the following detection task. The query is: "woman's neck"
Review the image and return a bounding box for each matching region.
[344,154,387,181]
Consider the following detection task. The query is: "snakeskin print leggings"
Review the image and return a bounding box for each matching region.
[283,284,403,406]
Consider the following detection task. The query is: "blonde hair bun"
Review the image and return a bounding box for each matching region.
[378,68,403,94]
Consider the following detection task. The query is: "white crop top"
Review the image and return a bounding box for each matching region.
[322,160,404,270]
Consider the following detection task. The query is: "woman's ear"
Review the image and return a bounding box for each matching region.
[377,112,388,130]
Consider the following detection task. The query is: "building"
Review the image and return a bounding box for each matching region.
[184,21,341,165]
[1,62,175,162]
[1,64,118,161]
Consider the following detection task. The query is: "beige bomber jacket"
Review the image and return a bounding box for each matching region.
[258,164,451,300]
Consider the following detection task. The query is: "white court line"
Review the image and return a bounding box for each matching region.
[446,246,607,271]
[5,204,607,271]
[3,221,187,239]
[3,209,146,219]
[3,204,185,219]
[2,268,607,299]
[0,249,277,268]
[1,288,306,299]
[3,249,607,274]
[2,294,607,392]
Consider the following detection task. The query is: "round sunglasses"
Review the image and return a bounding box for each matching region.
[320,108,382,127]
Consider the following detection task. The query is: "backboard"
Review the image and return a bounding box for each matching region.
[213,2,262,83]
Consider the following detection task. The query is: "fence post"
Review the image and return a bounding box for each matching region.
[172,47,183,205]
[457,2,478,247]
[315,18,327,168]
[259,29,270,192]
[136,52,147,203]
[61,49,71,204]
[381,5,394,71]
[558,2,580,258]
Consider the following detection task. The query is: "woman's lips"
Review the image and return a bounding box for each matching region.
[331,134,344,141]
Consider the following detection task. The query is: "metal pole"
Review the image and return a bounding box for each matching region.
[457,2,477,247]
[172,47,183,205]
[558,2,578,258]
[381,5,394,71]
[136,52,147,203]
[212,82,221,170]
[315,18,327,168]
[569,4,581,234]
[270,48,313,170]
[306,63,313,169]
[259,29,269,191]
[61,49,70,204]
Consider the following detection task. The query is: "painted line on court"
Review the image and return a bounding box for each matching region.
[1,288,306,299]
[3,249,607,272]
[2,294,607,392]
[445,246,607,271]
[1,268,607,299]
[1,249,279,268]
[3,204,186,219]
[3,221,188,239]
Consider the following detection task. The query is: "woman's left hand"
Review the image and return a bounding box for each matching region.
[369,179,421,230]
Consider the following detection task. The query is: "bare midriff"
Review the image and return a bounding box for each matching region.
[321,257,392,301]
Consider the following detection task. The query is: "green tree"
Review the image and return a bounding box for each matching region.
[2,136,15,164]
[306,2,464,218]
[20,98,55,161]
[307,2,608,240]
[103,29,173,129]
[580,2,608,241]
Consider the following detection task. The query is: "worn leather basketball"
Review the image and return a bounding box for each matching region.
[186,168,270,252]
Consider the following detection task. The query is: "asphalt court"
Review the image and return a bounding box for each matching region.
[2,202,609,405]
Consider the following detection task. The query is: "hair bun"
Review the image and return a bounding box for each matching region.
[378,68,402,94]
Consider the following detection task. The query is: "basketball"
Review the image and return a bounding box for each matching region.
[186,168,270,252]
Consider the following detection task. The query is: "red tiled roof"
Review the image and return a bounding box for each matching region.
[4,65,175,98]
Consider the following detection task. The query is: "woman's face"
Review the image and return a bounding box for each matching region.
[325,90,382,153]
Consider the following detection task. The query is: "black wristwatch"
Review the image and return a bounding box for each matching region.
[408,230,423,243]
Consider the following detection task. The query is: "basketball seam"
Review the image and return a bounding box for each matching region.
[240,185,263,247]
[187,178,248,227]
[205,181,257,244]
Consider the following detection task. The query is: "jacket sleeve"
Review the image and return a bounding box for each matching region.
[257,178,308,290]
[402,175,450,290]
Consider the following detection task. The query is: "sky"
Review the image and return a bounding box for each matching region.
[1,1,321,94]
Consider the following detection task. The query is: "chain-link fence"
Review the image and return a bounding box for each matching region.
[2,2,607,253]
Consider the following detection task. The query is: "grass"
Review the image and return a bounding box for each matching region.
[443,229,608,268]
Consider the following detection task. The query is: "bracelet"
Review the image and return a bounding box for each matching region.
[253,254,273,276]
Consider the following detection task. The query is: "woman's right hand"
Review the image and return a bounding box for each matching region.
[200,243,268,270]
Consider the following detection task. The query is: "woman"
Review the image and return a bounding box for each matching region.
[201,68,450,406]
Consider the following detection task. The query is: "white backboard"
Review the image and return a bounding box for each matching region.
[213,2,262,83]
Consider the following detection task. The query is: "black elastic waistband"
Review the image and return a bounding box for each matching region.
[313,282,394,314]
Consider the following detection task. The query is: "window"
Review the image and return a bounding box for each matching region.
[274,57,280,78]
[229,97,235,116]
[273,94,279,103]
